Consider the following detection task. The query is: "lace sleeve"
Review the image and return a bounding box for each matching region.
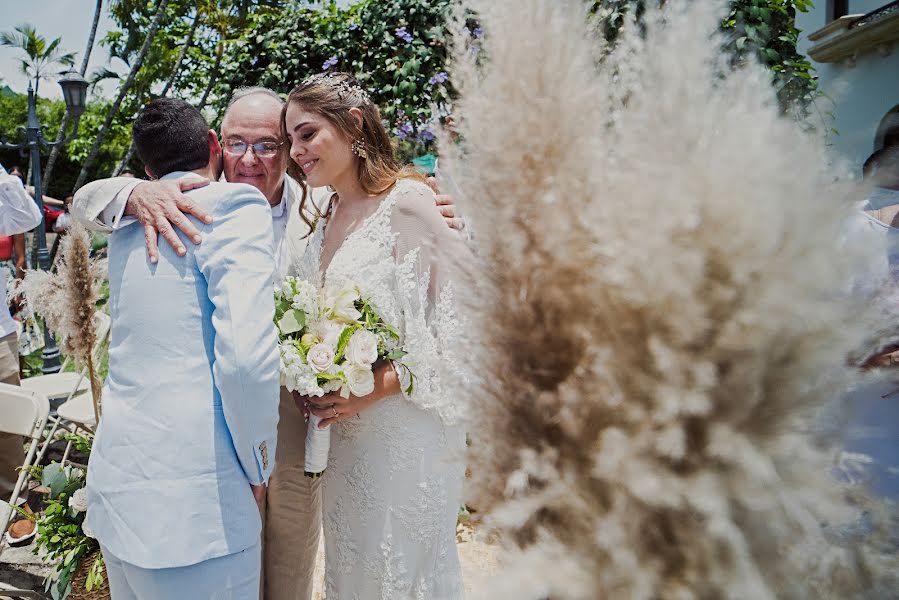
[390,179,470,425]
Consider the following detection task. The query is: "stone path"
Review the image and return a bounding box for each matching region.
[1,524,499,598]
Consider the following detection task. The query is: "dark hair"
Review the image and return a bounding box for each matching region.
[133,98,210,177]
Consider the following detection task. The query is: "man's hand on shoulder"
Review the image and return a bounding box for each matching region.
[125,178,213,262]
[426,176,465,231]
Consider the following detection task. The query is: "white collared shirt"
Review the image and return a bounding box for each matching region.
[0,163,43,338]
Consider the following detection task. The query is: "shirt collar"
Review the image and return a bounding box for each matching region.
[865,187,899,210]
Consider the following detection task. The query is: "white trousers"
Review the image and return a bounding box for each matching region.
[101,542,261,600]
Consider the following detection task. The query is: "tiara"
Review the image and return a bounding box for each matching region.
[302,72,371,105]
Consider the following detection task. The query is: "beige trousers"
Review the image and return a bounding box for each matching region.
[260,387,323,600]
[0,331,23,499]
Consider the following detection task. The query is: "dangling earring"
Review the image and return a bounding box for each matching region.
[351,138,368,159]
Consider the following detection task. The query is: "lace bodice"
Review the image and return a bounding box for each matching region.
[297,178,469,599]
[297,178,468,425]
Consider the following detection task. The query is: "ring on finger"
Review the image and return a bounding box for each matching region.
[332,406,339,419]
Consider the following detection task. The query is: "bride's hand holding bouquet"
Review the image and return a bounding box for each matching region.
[274,277,413,477]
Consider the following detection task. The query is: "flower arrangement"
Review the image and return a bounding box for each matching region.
[17,435,107,600]
[274,277,412,477]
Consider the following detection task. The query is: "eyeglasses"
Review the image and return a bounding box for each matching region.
[223,139,284,158]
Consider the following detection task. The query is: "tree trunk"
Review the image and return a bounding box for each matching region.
[112,6,200,177]
[72,0,170,192]
[197,39,224,112]
[43,0,103,191]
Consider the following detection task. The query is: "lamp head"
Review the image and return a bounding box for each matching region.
[58,71,89,118]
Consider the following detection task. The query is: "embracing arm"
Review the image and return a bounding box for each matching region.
[196,187,280,486]
[390,181,470,422]
[73,176,212,262]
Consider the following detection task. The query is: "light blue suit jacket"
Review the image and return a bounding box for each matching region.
[86,173,280,569]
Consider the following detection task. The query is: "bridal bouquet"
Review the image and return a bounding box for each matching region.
[274,276,412,477]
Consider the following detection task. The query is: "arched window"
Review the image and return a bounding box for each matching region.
[874,105,899,151]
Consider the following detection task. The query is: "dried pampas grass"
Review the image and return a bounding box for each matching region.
[445,0,896,598]
[16,223,105,422]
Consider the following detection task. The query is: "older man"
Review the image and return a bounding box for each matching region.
[72,87,461,600]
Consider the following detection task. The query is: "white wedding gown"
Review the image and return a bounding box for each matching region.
[296,178,468,599]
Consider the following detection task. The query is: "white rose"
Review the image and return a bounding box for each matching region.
[81,520,95,539]
[68,487,89,513]
[344,363,375,397]
[345,329,379,366]
[307,343,335,373]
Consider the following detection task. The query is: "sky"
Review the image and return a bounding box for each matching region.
[0,0,120,100]
[0,1,358,101]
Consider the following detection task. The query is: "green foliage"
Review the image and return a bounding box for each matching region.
[0,91,131,197]
[32,462,101,600]
[211,0,461,159]
[590,0,819,114]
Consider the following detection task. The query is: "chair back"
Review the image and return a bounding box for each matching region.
[0,384,49,439]
[59,309,111,372]
[93,311,112,348]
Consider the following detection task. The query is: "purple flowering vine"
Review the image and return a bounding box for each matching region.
[418,128,435,142]
[395,27,413,43]
[428,71,449,86]
[322,55,338,70]
[395,121,414,140]
[348,22,359,31]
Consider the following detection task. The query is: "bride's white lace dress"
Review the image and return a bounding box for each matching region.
[296,178,468,599]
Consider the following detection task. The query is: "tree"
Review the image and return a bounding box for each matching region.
[112,3,202,175]
[0,25,76,95]
[43,0,105,190]
[590,0,819,114]
[72,0,171,191]
[211,0,457,158]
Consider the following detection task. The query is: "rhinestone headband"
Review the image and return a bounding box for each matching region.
[302,72,371,105]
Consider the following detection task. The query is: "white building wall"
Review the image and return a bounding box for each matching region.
[796,2,899,172]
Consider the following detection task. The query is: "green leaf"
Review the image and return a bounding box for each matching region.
[278,309,306,335]
[334,325,359,362]
[387,348,407,361]
[42,463,68,499]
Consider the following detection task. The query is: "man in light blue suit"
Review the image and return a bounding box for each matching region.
[85,98,280,599]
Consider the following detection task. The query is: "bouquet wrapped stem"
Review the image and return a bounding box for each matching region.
[274,277,411,478]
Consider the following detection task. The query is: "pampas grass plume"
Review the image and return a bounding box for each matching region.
[445,0,897,598]
[16,222,104,421]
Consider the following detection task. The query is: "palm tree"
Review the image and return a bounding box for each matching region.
[72,0,170,191]
[43,0,104,190]
[0,24,76,95]
[113,4,202,176]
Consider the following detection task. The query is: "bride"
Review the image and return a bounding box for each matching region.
[283,72,469,599]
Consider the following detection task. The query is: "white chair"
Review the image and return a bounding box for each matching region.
[26,312,110,469]
[0,384,49,559]
[20,312,111,404]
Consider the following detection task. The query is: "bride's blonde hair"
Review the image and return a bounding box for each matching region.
[281,72,424,235]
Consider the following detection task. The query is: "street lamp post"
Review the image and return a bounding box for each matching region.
[0,71,89,374]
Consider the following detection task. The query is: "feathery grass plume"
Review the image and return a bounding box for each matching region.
[444,0,896,597]
[17,223,104,422]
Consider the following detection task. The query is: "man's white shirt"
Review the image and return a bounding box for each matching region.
[0,163,43,338]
